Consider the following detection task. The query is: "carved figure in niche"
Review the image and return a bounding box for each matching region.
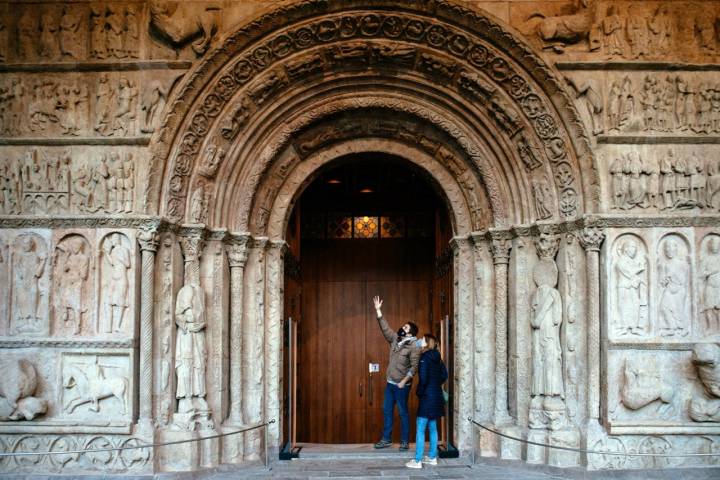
[90,153,110,211]
[530,257,565,430]
[649,6,673,56]
[189,184,209,224]
[689,343,720,422]
[140,81,167,133]
[526,0,599,54]
[675,77,694,132]
[532,175,553,220]
[198,144,225,179]
[63,357,129,415]
[54,236,90,334]
[95,74,114,135]
[626,6,650,59]
[620,358,674,414]
[102,233,130,333]
[625,151,645,208]
[658,237,690,337]
[17,11,36,59]
[701,236,720,333]
[124,6,140,59]
[105,5,125,59]
[89,6,107,60]
[640,76,660,131]
[12,236,46,334]
[59,6,82,59]
[707,158,720,209]
[607,77,634,132]
[0,359,47,421]
[613,238,648,337]
[114,77,138,136]
[149,2,221,57]
[38,8,60,59]
[601,5,625,57]
[695,15,717,54]
[174,284,209,414]
[566,77,603,135]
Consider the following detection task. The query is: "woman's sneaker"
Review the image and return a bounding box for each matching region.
[374,439,392,449]
[422,456,438,465]
[405,459,422,469]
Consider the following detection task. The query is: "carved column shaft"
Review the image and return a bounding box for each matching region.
[138,228,159,425]
[265,240,286,447]
[226,237,249,425]
[578,227,605,423]
[180,233,205,286]
[472,235,494,423]
[491,234,512,425]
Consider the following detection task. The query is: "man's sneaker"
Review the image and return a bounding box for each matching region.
[374,439,392,449]
[399,441,409,450]
[422,456,438,465]
[405,459,422,469]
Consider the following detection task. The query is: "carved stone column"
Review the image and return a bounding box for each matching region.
[265,240,286,447]
[491,232,512,425]
[226,235,249,425]
[137,226,159,429]
[451,236,474,451]
[577,227,605,425]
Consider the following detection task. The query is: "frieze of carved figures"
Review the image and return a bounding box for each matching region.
[89,4,140,60]
[164,11,582,221]
[10,234,48,336]
[0,149,136,216]
[605,75,720,135]
[608,149,720,212]
[620,358,674,414]
[99,233,132,335]
[52,235,92,335]
[689,343,720,422]
[62,354,130,418]
[140,81,167,134]
[700,235,720,334]
[149,1,220,57]
[529,256,566,431]
[657,235,692,338]
[611,235,649,337]
[95,74,139,137]
[0,359,48,421]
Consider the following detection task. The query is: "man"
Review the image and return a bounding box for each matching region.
[373,296,421,450]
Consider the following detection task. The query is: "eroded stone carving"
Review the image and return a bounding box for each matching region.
[0,359,47,421]
[657,236,691,338]
[700,235,720,334]
[11,234,48,335]
[689,343,720,422]
[620,358,673,413]
[612,236,648,337]
[100,233,131,334]
[62,355,129,416]
[53,235,91,335]
[149,2,221,57]
[526,0,599,54]
[566,77,603,135]
[140,81,167,134]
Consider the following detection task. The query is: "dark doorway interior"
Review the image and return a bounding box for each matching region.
[284,153,454,445]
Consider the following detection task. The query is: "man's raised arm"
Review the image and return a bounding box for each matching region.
[373,296,395,344]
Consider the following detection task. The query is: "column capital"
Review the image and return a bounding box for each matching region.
[534,232,560,259]
[449,235,472,251]
[227,241,249,269]
[251,236,270,250]
[577,226,606,252]
[178,229,206,260]
[137,227,160,253]
[268,239,288,253]
[489,231,512,264]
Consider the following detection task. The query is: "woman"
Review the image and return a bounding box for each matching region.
[406,334,448,469]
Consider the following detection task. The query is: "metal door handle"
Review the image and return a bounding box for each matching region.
[369,374,373,406]
[359,382,363,397]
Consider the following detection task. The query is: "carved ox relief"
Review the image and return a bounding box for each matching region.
[159,10,584,225]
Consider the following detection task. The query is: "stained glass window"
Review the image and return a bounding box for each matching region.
[327,215,352,239]
[353,216,379,238]
[380,216,405,238]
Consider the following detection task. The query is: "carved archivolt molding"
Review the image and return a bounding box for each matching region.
[149,0,596,228]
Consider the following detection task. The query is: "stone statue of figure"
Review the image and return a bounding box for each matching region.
[531,258,564,398]
[658,238,690,337]
[56,237,90,334]
[701,237,720,333]
[103,234,130,333]
[174,284,208,414]
[13,236,46,332]
[614,238,648,336]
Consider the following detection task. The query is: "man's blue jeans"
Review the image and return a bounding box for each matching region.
[382,382,410,442]
[415,416,438,462]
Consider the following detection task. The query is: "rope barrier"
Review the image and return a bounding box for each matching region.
[0,419,275,458]
[468,418,720,458]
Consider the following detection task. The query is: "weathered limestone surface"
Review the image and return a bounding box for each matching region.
[0,0,718,474]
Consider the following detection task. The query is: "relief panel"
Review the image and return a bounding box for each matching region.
[51,233,94,336]
[9,231,50,336]
[98,231,135,336]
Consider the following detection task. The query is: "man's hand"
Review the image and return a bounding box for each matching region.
[373,295,383,316]
[397,379,407,389]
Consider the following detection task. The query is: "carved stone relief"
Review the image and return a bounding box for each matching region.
[699,235,720,335]
[52,234,93,336]
[0,359,48,421]
[99,232,133,335]
[657,234,692,338]
[10,233,49,336]
[149,2,221,58]
[61,353,130,419]
[611,234,649,338]
[689,343,720,422]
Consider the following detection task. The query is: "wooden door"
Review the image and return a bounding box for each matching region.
[298,238,433,443]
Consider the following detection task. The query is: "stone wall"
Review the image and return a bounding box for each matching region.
[0,0,718,474]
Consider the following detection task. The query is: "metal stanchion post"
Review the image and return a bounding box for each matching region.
[264,421,269,470]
